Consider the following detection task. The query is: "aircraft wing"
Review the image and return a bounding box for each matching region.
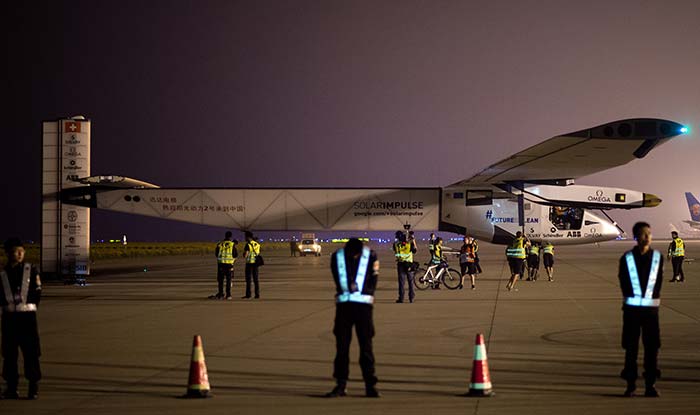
[451,118,687,188]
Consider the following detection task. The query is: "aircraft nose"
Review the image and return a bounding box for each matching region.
[643,193,662,207]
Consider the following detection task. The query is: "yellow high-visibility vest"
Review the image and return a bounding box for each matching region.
[246,241,260,264]
[506,237,527,259]
[669,238,685,257]
[431,245,443,264]
[216,240,235,264]
[394,242,413,262]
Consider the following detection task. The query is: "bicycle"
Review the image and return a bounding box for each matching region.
[414,261,462,290]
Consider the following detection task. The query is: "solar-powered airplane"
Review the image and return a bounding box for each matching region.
[43,117,688,276]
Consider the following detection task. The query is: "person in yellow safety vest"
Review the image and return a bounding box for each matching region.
[428,237,448,289]
[431,237,445,265]
[526,242,541,281]
[542,241,555,282]
[393,230,417,303]
[618,222,664,397]
[667,231,685,282]
[242,231,261,299]
[210,231,238,300]
[505,231,528,291]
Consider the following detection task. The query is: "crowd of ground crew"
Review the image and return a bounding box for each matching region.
[0,226,687,399]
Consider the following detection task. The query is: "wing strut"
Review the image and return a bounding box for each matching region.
[599,210,625,236]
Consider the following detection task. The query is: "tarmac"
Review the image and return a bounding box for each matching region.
[2,240,699,414]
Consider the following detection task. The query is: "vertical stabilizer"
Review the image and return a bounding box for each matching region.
[685,192,700,222]
[41,117,91,278]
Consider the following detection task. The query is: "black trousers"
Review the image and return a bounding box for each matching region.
[245,263,260,297]
[396,262,415,301]
[621,307,660,385]
[671,256,685,280]
[217,263,234,296]
[2,312,41,385]
[332,303,377,386]
[527,254,540,269]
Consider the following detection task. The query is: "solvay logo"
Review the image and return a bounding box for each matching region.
[588,189,611,203]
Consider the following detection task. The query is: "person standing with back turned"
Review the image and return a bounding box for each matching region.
[667,231,685,282]
[210,231,237,300]
[325,238,380,398]
[393,231,416,303]
[619,222,663,397]
[242,231,261,299]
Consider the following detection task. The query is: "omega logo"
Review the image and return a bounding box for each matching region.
[588,190,611,203]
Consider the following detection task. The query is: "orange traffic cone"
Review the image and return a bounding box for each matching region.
[184,335,211,398]
[466,333,494,397]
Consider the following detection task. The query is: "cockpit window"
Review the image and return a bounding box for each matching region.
[549,206,583,230]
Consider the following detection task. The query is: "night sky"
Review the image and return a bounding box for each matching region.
[5,1,700,242]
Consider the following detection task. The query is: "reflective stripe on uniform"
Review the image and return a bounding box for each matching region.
[336,247,374,304]
[624,250,661,307]
[0,270,12,307]
[0,264,37,313]
[506,237,527,258]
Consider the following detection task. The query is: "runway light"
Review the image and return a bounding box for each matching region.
[680,126,689,134]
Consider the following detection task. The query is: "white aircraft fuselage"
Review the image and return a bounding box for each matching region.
[66,184,622,245]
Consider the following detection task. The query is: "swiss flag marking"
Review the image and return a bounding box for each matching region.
[64,122,81,133]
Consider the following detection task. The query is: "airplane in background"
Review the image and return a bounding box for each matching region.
[62,118,689,246]
[684,192,700,230]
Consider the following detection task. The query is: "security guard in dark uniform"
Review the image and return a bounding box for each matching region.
[393,230,416,303]
[210,231,238,300]
[325,238,380,398]
[667,231,685,282]
[618,222,663,397]
[1,238,42,400]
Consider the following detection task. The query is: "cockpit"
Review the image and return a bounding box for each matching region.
[549,206,584,230]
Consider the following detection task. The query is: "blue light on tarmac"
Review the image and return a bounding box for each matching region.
[680,126,689,134]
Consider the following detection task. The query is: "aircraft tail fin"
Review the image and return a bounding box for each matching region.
[685,192,700,221]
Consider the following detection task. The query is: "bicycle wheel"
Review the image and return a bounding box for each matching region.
[441,268,463,290]
[413,268,432,290]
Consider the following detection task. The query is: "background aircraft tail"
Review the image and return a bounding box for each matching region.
[685,192,700,221]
